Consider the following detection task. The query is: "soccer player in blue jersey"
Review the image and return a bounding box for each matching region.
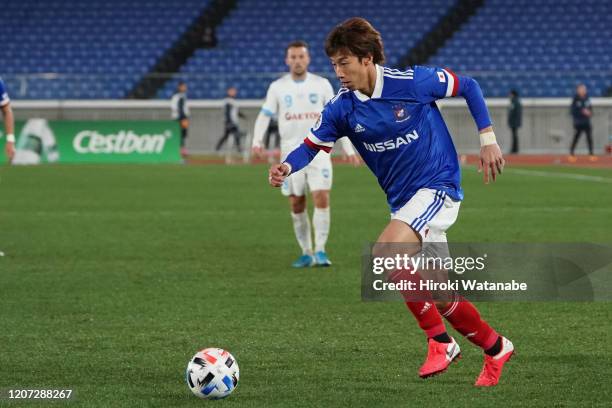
[0,77,15,163]
[269,18,513,386]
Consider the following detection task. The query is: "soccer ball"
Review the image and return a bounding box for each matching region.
[186,348,239,399]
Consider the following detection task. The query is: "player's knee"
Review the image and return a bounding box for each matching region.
[312,190,329,208]
[371,242,402,262]
[434,301,450,310]
[290,196,306,213]
[315,198,329,208]
[371,243,385,260]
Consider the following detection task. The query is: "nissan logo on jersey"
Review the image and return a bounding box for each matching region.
[362,130,420,152]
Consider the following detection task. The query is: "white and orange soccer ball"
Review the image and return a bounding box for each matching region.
[186,348,240,399]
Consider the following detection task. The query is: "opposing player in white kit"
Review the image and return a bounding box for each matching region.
[252,40,359,268]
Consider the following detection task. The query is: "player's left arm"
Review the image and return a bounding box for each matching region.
[414,66,504,184]
[454,71,504,184]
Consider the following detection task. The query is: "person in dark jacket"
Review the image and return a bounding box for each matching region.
[171,81,190,159]
[569,84,595,160]
[216,87,245,153]
[507,89,522,154]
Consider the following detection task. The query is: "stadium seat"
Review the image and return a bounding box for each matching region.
[428,0,612,97]
[156,0,456,99]
[2,0,609,99]
[0,0,210,99]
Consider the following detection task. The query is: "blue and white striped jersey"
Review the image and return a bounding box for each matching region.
[304,64,483,212]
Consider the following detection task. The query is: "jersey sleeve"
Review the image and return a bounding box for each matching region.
[305,98,343,153]
[260,83,278,117]
[0,79,10,107]
[412,65,459,103]
[413,65,493,130]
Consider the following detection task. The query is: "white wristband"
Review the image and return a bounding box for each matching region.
[6,134,15,143]
[282,162,292,176]
[479,131,497,146]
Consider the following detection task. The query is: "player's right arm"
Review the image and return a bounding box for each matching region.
[252,84,278,158]
[269,97,342,187]
[0,79,15,163]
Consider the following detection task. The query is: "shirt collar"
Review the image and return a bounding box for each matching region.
[292,72,309,84]
[353,64,384,102]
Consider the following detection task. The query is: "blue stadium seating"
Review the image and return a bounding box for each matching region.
[428,0,612,97]
[0,0,209,99]
[157,0,455,99]
[2,0,610,99]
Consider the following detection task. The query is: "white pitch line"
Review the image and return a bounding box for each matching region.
[498,168,612,184]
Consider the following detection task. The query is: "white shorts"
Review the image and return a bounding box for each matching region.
[391,188,460,243]
[282,153,332,196]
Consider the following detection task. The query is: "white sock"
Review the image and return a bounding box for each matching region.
[313,207,330,253]
[291,211,313,255]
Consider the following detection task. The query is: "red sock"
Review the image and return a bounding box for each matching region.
[440,294,499,350]
[389,269,447,338]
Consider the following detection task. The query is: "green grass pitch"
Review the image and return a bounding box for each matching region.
[0,163,611,407]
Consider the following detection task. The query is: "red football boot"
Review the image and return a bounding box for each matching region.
[475,336,514,386]
[419,337,461,378]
